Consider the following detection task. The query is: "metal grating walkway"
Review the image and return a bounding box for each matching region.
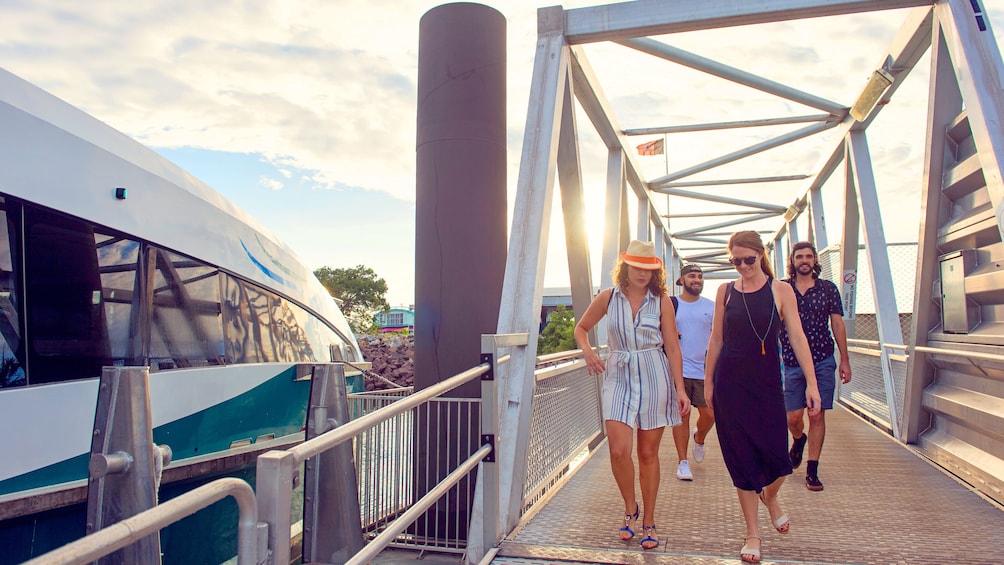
[491,407,1004,565]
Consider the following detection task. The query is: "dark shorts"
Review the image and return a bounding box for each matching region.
[683,377,707,408]
[783,355,837,411]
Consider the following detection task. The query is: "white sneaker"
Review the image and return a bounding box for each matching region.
[692,427,705,463]
[676,460,693,481]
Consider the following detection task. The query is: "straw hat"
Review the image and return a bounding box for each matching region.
[621,240,663,270]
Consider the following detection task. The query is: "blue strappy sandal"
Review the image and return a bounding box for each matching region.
[618,504,639,540]
[640,525,659,550]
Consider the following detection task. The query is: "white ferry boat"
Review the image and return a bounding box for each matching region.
[0,67,363,563]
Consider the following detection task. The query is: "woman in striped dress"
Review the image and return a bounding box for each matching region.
[574,240,690,550]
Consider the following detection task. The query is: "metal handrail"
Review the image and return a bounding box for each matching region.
[346,444,493,565]
[259,356,510,565]
[914,345,1004,364]
[847,346,908,362]
[536,349,584,365]
[535,357,587,383]
[842,341,999,362]
[289,362,490,463]
[22,478,260,565]
[846,338,908,351]
[535,345,607,366]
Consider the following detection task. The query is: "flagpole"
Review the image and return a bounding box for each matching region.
[663,134,668,176]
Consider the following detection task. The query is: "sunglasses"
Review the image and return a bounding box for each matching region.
[729,256,758,267]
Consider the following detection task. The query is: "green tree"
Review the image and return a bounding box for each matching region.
[537,305,577,355]
[314,265,390,334]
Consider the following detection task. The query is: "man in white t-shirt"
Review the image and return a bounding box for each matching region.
[671,264,716,480]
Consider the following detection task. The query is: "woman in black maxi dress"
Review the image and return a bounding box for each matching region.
[704,231,821,564]
[714,278,791,491]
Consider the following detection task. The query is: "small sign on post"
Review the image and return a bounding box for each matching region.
[842,270,857,320]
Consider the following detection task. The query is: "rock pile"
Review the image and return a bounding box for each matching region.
[357,334,414,390]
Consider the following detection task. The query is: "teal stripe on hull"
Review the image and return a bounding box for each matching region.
[152,366,308,460]
[0,367,309,496]
[0,454,89,497]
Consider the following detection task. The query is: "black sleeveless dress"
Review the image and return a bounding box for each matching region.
[713,277,793,492]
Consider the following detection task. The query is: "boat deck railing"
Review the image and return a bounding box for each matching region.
[347,345,604,556]
[19,338,606,565]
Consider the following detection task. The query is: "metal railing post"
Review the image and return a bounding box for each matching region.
[481,339,500,550]
[465,334,517,564]
[302,363,364,563]
[256,450,297,565]
[86,366,170,565]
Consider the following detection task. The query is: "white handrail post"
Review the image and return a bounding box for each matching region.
[464,336,501,565]
[255,450,297,565]
[481,336,500,552]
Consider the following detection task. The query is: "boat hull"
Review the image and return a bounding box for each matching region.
[0,363,315,563]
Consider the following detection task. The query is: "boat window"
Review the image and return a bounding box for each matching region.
[0,203,24,389]
[23,207,109,384]
[148,249,224,370]
[6,202,354,383]
[292,298,354,363]
[222,275,276,364]
[222,275,318,363]
[94,234,141,366]
[330,343,345,362]
[271,297,315,362]
[222,273,350,364]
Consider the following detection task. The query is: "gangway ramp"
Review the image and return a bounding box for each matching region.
[493,0,1004,544]
[489,407,1004,565]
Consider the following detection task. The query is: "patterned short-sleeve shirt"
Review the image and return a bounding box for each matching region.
[779,277,844,367]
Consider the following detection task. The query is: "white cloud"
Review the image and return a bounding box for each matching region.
[0,0,428,200]
[259,176,284,191]
[0,0,609,203]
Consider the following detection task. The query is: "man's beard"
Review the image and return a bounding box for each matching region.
[684,285,702,296]
[797,264,814,275]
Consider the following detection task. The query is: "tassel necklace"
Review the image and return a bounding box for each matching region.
[741,276,775,356]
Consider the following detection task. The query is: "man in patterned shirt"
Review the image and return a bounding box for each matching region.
[779,241,851,491]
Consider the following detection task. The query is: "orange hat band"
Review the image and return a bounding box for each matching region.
[623,254,661,266]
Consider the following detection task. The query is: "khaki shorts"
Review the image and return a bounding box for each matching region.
[683,377,707,407]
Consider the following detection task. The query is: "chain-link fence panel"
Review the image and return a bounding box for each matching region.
[818,243,915,431]
[818,243,916,342]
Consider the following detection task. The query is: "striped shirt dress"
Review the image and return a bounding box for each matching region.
[602,286,681,430]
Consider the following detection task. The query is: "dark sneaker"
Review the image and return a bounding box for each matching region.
[805,474,824,491]
[789,435,807,469]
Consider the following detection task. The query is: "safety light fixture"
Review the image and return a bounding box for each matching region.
[849,67,894,122]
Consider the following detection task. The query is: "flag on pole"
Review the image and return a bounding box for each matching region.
[636,138,664,156]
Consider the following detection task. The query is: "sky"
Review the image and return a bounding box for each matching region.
[1,0,1002,308]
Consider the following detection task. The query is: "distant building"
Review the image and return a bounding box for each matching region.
[375,307,415,333]
[541,287,572,330]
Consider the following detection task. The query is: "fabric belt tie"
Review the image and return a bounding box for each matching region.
[610,347,661,367]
